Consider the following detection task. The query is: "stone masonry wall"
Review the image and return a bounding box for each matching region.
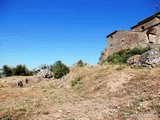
[106,31,148,56]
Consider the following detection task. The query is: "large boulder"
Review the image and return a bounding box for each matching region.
[35,65,53,78]
[140,48,160,68]
[127,48,160,68]
[36,69,53,78]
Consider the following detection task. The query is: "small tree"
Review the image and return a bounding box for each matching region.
[77,60,84,67]
[13,64,30,76]
[2,65,13,77]
[52,61,70,79]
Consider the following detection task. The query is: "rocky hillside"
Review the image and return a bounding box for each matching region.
[0,65,160,120]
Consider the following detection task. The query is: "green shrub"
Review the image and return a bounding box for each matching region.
[52,61,70,79]
[77,60,85,67]
[132,97,144,106]
[107,47,151,64]
[2,65,13,77]
[13,64,32,76]
[2,64,32,77]
[107,49,130,64]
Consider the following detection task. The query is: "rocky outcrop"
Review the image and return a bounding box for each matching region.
[127,48,160,68]
[140,48,160,68]
[35,65,53,78]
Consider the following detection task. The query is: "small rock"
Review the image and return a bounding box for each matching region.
[16,81,23,87]
[22,78,28,84]
[143,89,147,92]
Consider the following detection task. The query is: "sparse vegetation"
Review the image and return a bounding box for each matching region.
[132,97,144,106]
[52,61,70,79]
[116,65,125,70]
[0,83,4,88]
[0,115,12,120]
[17,107,26,112]
[156,105,160,114]
[71,76,83,87]
[107,47,151,64]
[50,96,61,103]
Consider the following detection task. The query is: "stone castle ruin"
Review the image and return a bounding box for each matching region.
[99,12,160,63]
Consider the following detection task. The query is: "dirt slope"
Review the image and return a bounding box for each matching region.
[0,65,160,120]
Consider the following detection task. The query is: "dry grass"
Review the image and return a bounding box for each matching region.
[0,65,160,120]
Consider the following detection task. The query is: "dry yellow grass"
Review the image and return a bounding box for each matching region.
[0,65,160,120]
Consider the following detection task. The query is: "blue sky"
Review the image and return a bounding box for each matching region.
[0,0,159,69]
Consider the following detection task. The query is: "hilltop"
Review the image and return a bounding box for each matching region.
[0,65,160,120]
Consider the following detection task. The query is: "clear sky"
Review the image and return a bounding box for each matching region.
[0,0,159,69]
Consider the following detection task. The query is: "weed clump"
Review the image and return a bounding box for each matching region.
[71,76,83,87]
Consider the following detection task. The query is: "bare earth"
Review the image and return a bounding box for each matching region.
[0,65,160,120]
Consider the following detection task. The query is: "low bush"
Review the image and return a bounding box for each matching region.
[52,61,70,79]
